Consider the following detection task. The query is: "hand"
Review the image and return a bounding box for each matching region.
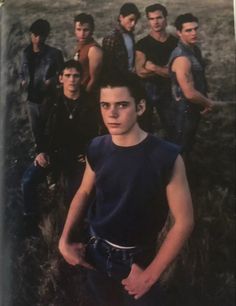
[21,80,28,89]
[122,264,154,300]
[44,79,51,86]
[34,153,50,168]
[58,240,94,269]
[200,100,215,115]
[145,61,156,72]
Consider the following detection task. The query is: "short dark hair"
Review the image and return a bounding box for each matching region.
[29,19,50,37]
[74,13,95,33]
[174,13,199,31]
[100,74,145,105]
[59,59,83,78]
[119,2,141,19]
[145,3,168,18]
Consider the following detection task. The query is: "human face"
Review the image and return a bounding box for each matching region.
[119,14,138,32]
[147,10,167,33]
[178,22,199,46]
[59,68,81,93]
[74,22,92,42]
[100,87,145,136]
[31,33,45,46]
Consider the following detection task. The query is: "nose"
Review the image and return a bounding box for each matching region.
[109,105,119,117]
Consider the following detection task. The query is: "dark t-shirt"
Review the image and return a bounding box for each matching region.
[136,34,178,90]
[87,134,180,246]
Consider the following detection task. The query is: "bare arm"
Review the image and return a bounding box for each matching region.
[86,46,103,93]
[122,155,194,299]
[172,56,214,113]
[135,51,168,78]
[59,160,95,267]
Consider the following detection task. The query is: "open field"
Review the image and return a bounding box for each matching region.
[1,0,235,305]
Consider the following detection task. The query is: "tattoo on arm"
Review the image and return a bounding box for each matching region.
[185,71,193,84]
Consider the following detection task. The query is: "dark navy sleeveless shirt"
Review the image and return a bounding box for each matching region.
[87,134,180,246]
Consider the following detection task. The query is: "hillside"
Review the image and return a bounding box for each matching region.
[1,1,235,305]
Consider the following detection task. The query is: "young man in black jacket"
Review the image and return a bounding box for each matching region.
[21,60,97,230]
[20,19,64,142]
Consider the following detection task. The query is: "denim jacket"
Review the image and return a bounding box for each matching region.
[20,44,64,103]
[169,41,208,112]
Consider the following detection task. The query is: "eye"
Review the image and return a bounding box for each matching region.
[117,102,129,108]
[100,102,109,109]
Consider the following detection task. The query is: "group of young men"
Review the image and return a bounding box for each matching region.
[19,2,216,305]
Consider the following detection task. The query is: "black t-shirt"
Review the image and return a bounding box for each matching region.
[87,134,180,246]
[136,34,178,89]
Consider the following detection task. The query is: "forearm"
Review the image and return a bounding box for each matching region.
[145,61,169,78]
[185,89,213,108]
[59,190,89,245]
[142,220,194,285]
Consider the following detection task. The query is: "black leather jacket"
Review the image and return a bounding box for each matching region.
[20,43,64,103]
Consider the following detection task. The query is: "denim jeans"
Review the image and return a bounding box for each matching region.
[85,236,165,306]
[26,101,42,142]
[170,99,201,153]
[144,81,174,138]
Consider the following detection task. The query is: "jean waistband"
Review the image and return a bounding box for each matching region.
[89,227,140,253]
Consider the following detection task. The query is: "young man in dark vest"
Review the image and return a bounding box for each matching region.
[73,13,103,94]
[59,75,194,306]
[169,13,215,154]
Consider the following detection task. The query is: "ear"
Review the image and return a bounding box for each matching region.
[59,74,63,84]
[176,30,182,38]
[137,99,146,116]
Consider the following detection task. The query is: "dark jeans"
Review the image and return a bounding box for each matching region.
[144,81,174,137]
[21,157,85,215]
[170,99,201,153]
[26,101,41,142]
[85,236,165,306]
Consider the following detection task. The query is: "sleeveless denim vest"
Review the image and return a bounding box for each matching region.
[169,41,207,112]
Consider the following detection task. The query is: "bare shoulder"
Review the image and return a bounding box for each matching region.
[88,45,103,57]
[172,56,191,72]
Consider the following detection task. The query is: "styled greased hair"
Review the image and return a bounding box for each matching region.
[74,13,95,32]
[174,13,199,31]
[59,59,83,78]
[100,74,146,105]
[119,2,141,19]
[145,3,168,18]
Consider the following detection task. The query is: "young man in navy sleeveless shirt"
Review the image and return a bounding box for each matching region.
[59,75,194,306]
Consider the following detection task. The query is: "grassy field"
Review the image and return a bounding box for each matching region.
[1,0,235,305]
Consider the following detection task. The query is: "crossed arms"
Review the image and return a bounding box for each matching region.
[135,50,169,78]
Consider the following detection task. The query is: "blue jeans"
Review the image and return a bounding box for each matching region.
[144,81,174,137]
[26,101,42,142]
[171,99,200,153]
[85,236,165,306]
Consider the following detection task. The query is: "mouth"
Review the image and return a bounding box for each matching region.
[107,123,121,128]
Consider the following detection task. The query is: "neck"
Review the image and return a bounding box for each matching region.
[78,36,93,45]
[112,125,147,147]
[32,43,41,52]
[63,89,80,100]
[181,39,195,49]
[150,30,168,42]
